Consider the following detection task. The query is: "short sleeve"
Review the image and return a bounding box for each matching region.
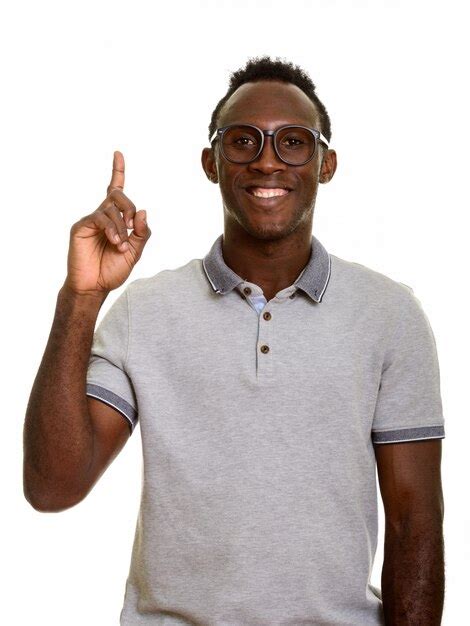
[86,286,138,434]
[371,287,445,444]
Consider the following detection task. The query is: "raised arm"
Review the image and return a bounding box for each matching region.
[23,151,151,512]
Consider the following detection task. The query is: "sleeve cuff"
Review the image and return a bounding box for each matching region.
[86,383,138,434]
[372,424,445,444]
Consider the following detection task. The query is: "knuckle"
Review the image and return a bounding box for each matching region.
[108,188,119,199]
[93,211,105,225]
[96,203,109,216]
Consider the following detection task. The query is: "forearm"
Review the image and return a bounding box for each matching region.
[381,520,445,625]
[23,283,108,511]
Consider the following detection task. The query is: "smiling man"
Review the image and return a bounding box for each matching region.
[201,77,336,304]
[24,56,445,625]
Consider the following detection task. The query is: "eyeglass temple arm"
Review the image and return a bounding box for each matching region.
[318,132,329,148]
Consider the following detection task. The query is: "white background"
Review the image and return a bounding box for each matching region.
[1,0,468,624]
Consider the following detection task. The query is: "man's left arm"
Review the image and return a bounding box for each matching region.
[374,438,445,625]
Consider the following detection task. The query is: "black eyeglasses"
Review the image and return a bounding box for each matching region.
[210,123,329,166]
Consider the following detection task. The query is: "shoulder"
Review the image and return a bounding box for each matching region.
[329,252,416,308]
[125,258,204,306]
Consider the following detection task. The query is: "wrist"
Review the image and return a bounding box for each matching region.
[59,281,109,310]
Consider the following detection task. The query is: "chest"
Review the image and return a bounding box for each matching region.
[129,294,384,419]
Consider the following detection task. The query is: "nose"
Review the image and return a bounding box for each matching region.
[247,135,287,174]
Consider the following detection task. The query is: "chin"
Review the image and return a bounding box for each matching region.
[224,201,303,240]
[242,216,299,241]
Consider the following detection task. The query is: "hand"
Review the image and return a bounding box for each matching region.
[63,151,151,297]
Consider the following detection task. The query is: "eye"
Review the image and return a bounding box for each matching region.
[234,135,256,146]
[281,135,306,147]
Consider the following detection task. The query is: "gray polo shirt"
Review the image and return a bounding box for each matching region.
[86,233,445,625]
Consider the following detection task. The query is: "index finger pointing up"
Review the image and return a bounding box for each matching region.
[107,150,125,195]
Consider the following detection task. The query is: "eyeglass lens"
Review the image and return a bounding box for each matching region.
[221,125,317,165]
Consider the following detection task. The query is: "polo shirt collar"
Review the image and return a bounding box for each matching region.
[202,233,331,303]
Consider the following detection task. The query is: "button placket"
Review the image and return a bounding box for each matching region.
[257,301,274,384]
[239,282,278,384]
[236,281,299,385]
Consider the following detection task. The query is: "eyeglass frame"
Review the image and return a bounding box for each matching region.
[209,123,330,166]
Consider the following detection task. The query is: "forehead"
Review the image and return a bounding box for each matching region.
[218,80,320,129]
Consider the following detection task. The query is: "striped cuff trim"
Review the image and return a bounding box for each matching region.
[86,383,138,433]
[372,425,445,444]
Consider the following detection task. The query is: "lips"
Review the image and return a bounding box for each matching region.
[246,186,290,198]
[244,182,294,203]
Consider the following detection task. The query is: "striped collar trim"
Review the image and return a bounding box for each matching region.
[202,233,331,303]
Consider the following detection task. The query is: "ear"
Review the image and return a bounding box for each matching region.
[319,149,337,184]
[201,147,218,183]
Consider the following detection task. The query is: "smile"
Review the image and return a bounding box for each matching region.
[244,187,292,201]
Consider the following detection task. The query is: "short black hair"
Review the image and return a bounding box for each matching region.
[208,55,332,144]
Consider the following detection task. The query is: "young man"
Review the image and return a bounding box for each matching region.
[24,56,445,625]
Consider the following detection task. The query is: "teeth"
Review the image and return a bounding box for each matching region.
[249,187,289,198]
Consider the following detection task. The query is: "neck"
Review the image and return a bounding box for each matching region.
[221,222,313,302]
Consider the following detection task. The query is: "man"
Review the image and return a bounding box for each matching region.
[23,56,445,625]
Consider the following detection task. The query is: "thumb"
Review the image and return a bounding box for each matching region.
[128,210,151,247]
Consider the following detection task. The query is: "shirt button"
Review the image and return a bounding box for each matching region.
[260,344,270,354]
[263,311,272,321]
[243,287,252,295]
